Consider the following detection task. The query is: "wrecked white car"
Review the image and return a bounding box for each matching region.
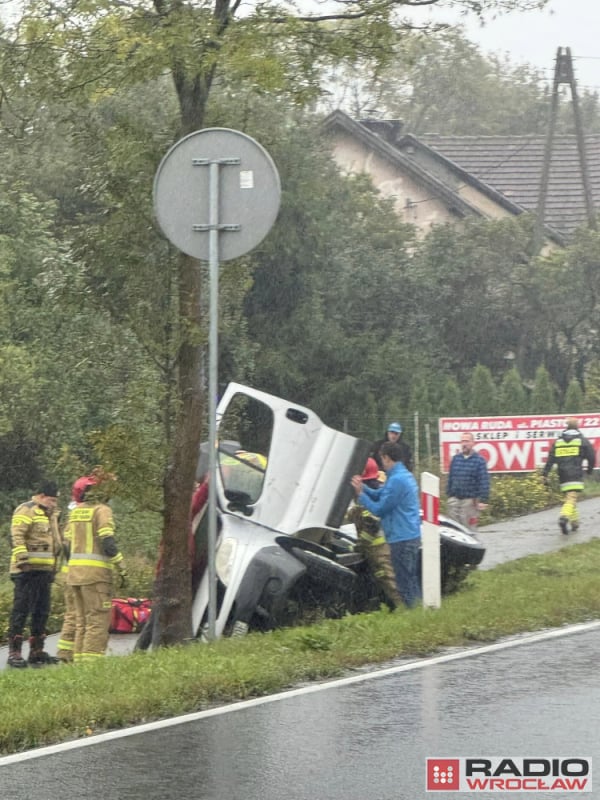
[179,383,485,641]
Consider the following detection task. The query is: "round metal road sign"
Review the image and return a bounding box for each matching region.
[153,128,281,261]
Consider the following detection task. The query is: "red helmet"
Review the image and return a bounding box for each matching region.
[361,458,379,481]
[71,476,98,503]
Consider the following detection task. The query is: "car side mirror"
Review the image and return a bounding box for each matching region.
[224,489,254,516]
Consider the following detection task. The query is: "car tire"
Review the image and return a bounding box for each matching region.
[439,526,486,567]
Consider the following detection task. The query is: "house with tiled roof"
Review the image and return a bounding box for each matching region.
[323,108,600,244]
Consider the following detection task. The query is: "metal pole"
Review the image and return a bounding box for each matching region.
[413,410,419,476]
[533,48,562,255]
[566,48,597,230]
[207,161,220,642]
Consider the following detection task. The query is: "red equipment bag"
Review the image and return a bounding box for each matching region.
[110,597,152,634]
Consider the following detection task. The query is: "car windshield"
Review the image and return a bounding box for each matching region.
[217,393,272,505]
[218,449,267,504]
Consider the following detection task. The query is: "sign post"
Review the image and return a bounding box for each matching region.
[421,471,441,609]
[153,128,281,640]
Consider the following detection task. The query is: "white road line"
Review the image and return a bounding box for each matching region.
[1,619,599,766]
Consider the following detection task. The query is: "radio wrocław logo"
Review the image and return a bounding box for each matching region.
[426,758,592,792]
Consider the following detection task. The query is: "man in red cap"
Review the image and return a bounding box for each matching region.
[65,473,127,662]
[348,458,403,609]
[55,478,90,663]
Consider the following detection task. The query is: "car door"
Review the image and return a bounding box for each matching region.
[216,382,371,533]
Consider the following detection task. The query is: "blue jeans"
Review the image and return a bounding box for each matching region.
[389,539,421,608]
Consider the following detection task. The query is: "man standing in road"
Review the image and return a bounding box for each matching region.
[542,417,596,535]
[446,433,490,532]
[351,442,421,608]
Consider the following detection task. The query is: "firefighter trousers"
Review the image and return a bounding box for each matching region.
[9,571,54,639]
[57,581,77,663]
[560,490,581,526]
[359,536,403,609]
[71,581,113,663]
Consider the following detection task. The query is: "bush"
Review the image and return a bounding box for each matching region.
[480,469,555,522]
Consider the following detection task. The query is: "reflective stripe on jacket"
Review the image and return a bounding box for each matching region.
[9,500,61,575]
[543,429,596,491]
[67,503,122,585]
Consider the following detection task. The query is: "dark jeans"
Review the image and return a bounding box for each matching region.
[9,571,54,638]
[389,539,422,609]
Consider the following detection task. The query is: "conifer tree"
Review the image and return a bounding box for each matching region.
[466,364,497,416]
[530,365,558,414]
[499,366,527,414]
[563,379,584,414]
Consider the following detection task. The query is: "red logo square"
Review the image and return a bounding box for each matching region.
[426,759,460,791]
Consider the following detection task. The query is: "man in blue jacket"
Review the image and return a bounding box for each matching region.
[351,441,421,608]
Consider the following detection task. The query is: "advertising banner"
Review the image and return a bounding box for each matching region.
[439,414,600,473]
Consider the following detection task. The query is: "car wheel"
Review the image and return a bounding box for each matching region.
[439,526,486,567]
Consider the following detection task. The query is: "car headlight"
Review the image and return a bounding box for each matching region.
[216,537,237,586]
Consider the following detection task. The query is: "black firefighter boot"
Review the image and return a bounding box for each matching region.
[7,635,28,669]
[28,635,60,667]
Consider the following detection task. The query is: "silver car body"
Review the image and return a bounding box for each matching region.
[191,382,371,638]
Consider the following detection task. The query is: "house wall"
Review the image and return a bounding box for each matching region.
[330,133,454,233]
[330,132,514,233]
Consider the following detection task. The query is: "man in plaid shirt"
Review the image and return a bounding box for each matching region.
[446,433,490,532]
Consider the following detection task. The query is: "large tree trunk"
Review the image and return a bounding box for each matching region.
[153,251,204,646]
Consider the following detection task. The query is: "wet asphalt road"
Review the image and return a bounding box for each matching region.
[475,494,600,569]
[2,623,599,799]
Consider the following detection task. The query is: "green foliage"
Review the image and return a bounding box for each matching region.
[466,364,497,415]
[365,28,553,136]
[412,215,537,377]
[530,364,558,413]
[583,361,600,410]
[438,377,463,416]
[563,379,584,413]
[499,366,527,413]
[481,469,555,522]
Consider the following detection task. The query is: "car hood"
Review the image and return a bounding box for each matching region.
[216,383,371,534]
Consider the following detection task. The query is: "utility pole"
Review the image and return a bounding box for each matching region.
[533,47,596,254]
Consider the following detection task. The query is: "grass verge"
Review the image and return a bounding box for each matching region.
[1,538,600,756]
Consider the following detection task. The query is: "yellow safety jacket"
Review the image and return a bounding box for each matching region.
[58,516,73,580]
[66,502,124,585]
[10,499,61,575]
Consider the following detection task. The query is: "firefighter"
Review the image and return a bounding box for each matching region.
[66,473,127,662]
[7,480,62,668]
[348,458,403,609]
[55,482,88,663]
[543,417,596,535]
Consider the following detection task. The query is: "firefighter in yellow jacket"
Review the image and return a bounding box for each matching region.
[7,480,62,668]
[66,474,127,663]
[55,497,78,663]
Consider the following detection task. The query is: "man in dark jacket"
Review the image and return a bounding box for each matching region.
[543,417,596,535]
[372,422,413,472]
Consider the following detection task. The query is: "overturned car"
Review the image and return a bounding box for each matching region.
[188,383,485,640]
